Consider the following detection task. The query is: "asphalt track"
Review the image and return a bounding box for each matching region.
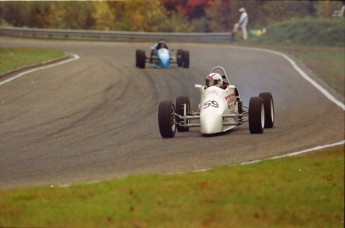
[0,37,344,188]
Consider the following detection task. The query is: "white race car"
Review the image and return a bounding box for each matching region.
[158,66,274,138]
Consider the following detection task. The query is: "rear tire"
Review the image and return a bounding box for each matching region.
[249,97,265,134]
[158,100,176,138]
[176,96,190,132]
[182,50,190,68]
[259,92,274,128]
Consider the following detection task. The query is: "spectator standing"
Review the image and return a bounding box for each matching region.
[233,7,248,40]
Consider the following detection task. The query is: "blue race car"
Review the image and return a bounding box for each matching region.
[135,40,190,69]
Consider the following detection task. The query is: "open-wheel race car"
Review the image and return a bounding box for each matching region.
[136,40,189,69]
[158,66,274,138]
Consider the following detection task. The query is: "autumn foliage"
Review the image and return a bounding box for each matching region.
[0,0,343,32]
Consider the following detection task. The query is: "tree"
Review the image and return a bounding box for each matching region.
[32,2,60,28]
[261,1,317,24]
[115,0,178,32]
[59,2,94,29]
[0,1,35,27]
[315,0,345,18]
[160,0,210,20]
[2,0,339,32]
[205,0,245,32]
[92,1,114,30]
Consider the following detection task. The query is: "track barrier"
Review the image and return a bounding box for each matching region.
[0,27,232,43]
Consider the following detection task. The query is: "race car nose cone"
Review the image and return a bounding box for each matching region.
[158,49,170,69]
[200,111,222,134]
[161,56,169,68]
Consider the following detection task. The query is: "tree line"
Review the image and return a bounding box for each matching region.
[0,0,344,32]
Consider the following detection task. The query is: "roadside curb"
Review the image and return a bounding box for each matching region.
[0,52,73,79]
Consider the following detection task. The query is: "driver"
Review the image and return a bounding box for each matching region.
[205,73,223,87]
[156,39,168,50]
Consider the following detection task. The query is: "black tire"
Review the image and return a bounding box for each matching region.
[176,96,190,132]
[249,97,265,134]
[177,49,183,67]
[135,49,140,67]
[259,92,274,128]
[182,50,189,68]
[138,50,146,69]
[158,100,176,138]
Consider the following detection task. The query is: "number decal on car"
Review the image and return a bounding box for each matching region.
[204,100,219,109]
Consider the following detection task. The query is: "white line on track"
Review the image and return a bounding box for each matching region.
[58,140,344,188]
[241,140,345,166]
[238,46,345,111]
[0,53,80,87]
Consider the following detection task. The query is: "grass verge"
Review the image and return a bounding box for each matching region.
[256,18,345,47]
[0,47,64,74]
[0,146,343,227]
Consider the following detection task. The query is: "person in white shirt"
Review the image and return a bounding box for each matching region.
[233,7,248,40]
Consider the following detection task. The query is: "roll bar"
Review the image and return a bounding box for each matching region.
[211,66,231,85]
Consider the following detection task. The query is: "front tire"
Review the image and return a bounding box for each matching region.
[158,100,176,138]
[177,49,183,67]
[176,96,190,132]
[259,92,274,128]
[249,97,265,134]
[135,49,140,67]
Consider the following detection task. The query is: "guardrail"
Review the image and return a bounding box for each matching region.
[0,27,232,43]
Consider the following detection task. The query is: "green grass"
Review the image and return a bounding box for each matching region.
[0,146,343,227]
[256,18,345,47]
[0,47,64,74]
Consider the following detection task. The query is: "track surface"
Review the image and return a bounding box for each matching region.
[0,38,344,188]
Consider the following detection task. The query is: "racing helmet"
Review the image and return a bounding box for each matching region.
[157,39,166,49]
[205,73,223,87]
